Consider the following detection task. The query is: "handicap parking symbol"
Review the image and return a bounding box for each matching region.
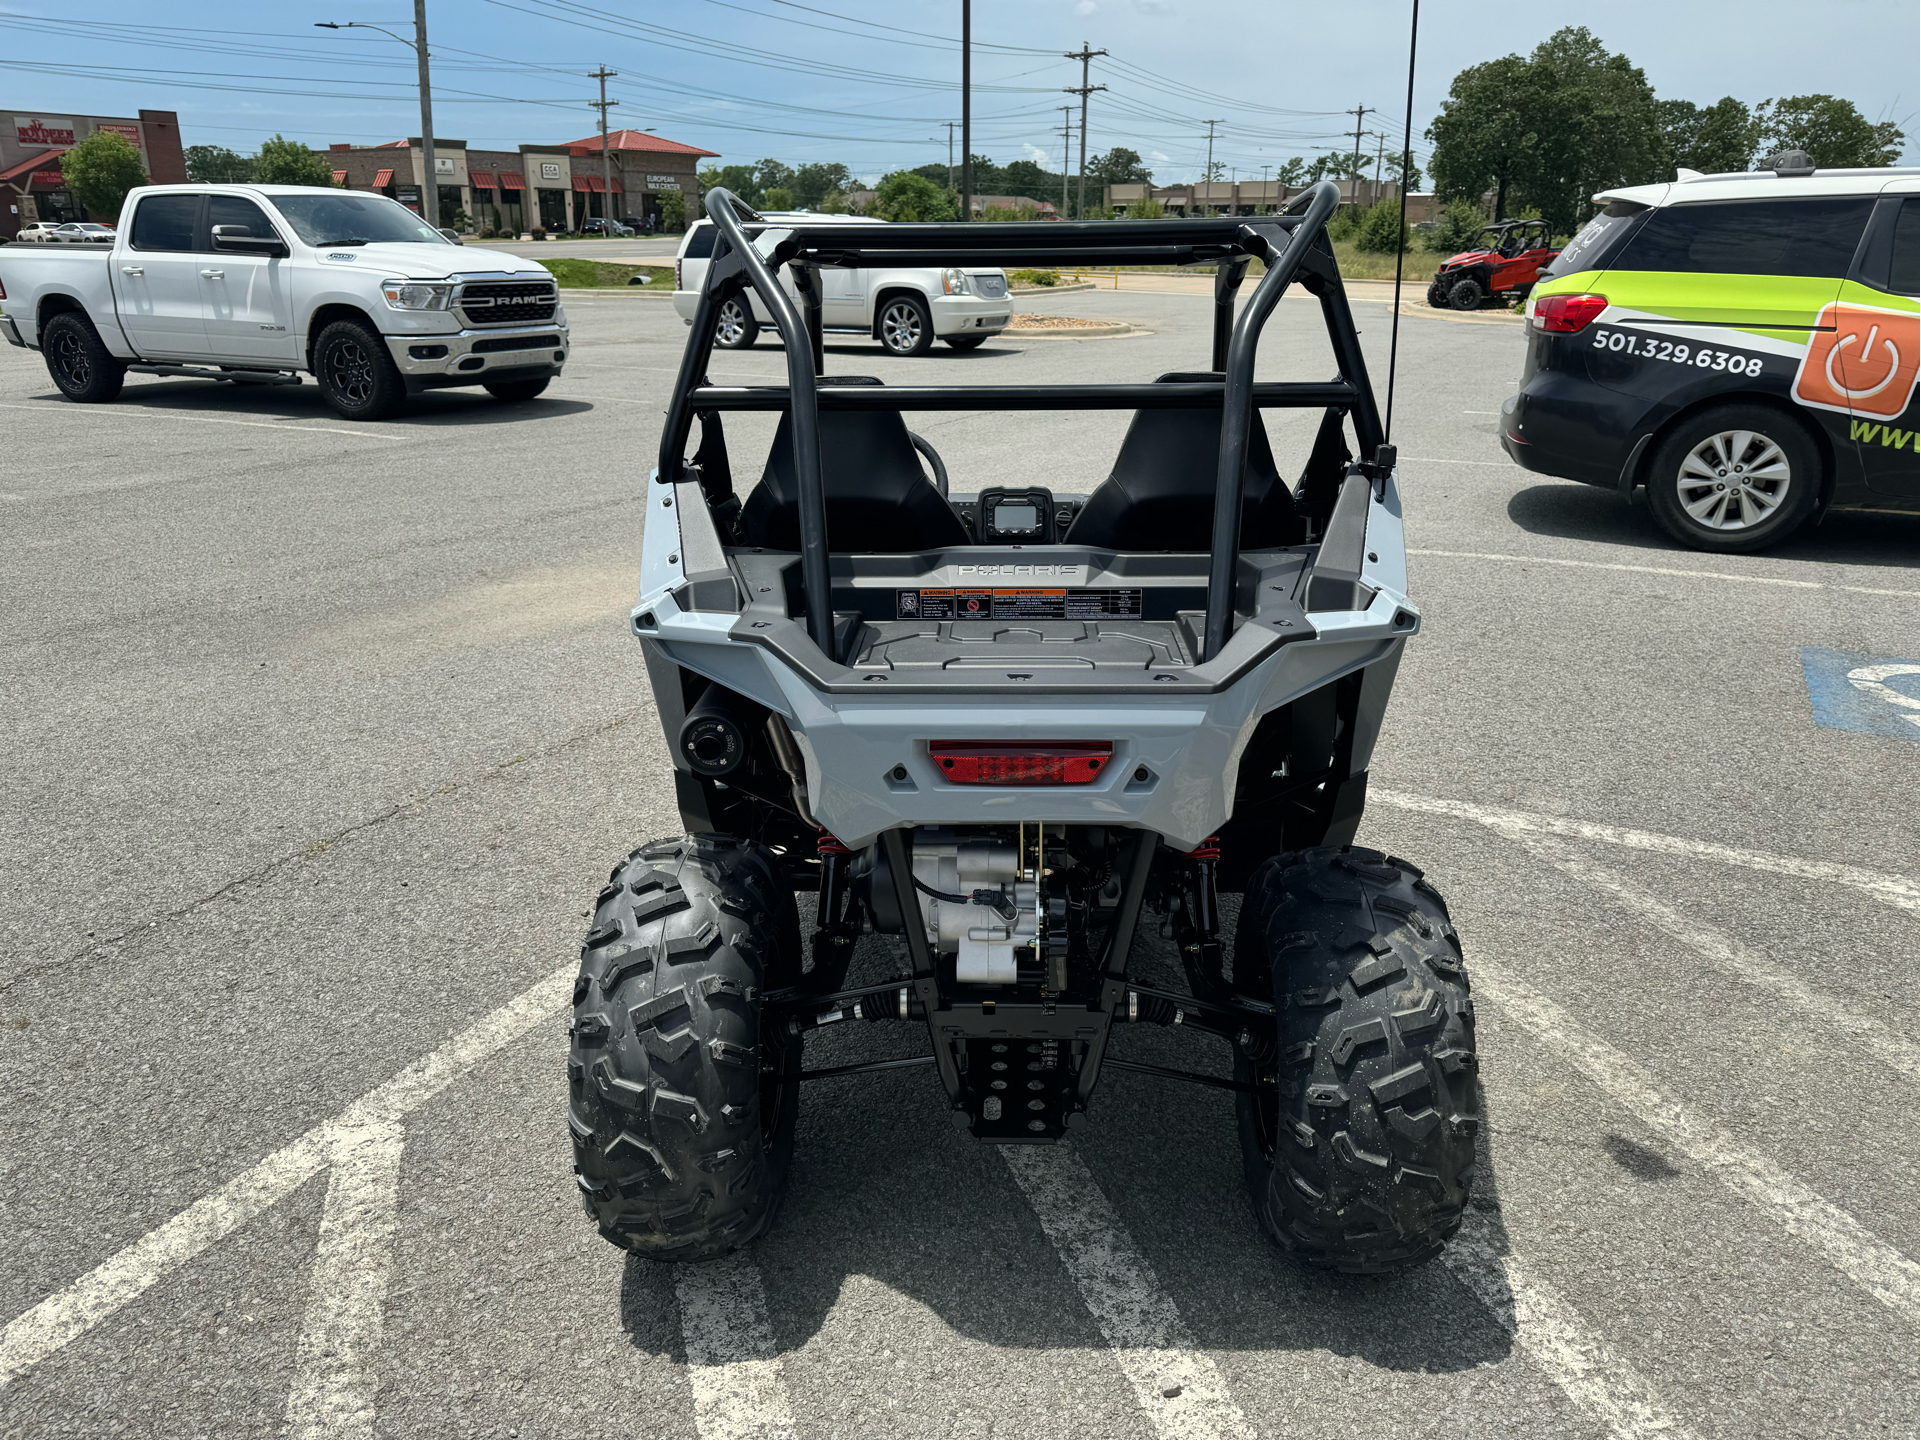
[1800,647,1921,741]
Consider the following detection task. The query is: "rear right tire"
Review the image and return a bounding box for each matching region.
[1235,846,1479,1274]
[41,311,126,403]
[571,834,802,1261]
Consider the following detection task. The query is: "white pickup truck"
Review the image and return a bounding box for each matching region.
[0,182,569,420]
[673,212,1012,355]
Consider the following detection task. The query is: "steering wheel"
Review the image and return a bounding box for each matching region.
[908,431,949,496]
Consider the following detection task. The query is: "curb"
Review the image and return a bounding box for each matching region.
[1010,281,1100,296]
[1006,321,1145,339]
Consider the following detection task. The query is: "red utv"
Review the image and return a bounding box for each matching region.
[1427,219,1559,310]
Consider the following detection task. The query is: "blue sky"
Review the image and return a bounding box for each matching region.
[2,0,1914,181]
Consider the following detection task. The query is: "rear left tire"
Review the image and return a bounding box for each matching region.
[41,311,126,403]
[1235,846,1479,1274]
[571,834,802,1261]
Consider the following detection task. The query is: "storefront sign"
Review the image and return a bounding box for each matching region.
[15,117,75,147]
[434,156,454,173]
[94,122,143,147]
[30,171,67,187]
[645,173,682,190]
[539,161,561,181]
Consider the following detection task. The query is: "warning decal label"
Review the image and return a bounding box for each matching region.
[897,588,1143,620]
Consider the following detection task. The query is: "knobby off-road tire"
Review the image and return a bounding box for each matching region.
[313,319,407,421]
[41,311,126,402]
[1234,846,1479,1273]
[1425,280,1447,309]
[569,834,802,1260]
[1447,276,1484,311]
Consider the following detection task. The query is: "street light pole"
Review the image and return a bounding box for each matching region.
[317,7,438,222]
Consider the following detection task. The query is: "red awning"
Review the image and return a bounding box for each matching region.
[0,147,64,185]
[571,175,591,192]
[572,174,626,194]
[371,167,395,187]
[469,169,496,189]
[331,169,347,185]
[497,171,524,190]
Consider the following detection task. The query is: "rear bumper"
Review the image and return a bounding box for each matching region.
[383,320,568,392]
[1501,373,1639,489]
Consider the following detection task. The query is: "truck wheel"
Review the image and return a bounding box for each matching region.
[1446,277,1483,311]
[41,312,126,403]
[943,334,987,351]
[878,295,934,356]
[1234,847,1478,1274]
[1643,403,1819,554]
[1425,280,1447,308]
[313,319,407,420]
[713,298,757,350]
[570,834,803,1261]
[484,378,550,402]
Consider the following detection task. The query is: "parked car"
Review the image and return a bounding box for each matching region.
[1503,157,1918,552]
[14,220,66,243]
[0,183,569,420]
[673,212,1013,355]
[579,217,635,237]
[51,222,117,245]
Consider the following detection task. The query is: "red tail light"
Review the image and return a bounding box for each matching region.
[929,741,1112,786]
[1534,292,1607,333]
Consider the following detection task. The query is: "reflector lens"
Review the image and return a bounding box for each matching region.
[929,741,1112,786]
[1534,292,1607,333]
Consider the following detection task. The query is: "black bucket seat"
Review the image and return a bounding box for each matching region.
[1063,372,1302,551]
[737,377,969,552]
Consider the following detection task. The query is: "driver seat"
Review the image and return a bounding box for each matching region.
[736,377,970,553]
[1062,372,1301,551]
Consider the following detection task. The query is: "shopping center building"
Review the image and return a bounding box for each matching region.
[1,109,187,238]
[326,129,716,233]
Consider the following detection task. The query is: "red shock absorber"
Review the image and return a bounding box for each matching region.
[817,833,853,857]
[1184,836,1221,862]
[1183,836,1223,982]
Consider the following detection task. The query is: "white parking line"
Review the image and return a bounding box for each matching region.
[1521,837,1917,1078]
[1476,964,1921,1322]
[0,965,573,1393]
[0,400,403,441]
[284,1119,407,1439]
[674,1253,798,1440]
[1371,789,1919,910]
[1407,547,1916,598]
[1444,1210,1691,1439]
[1001,1145,1250,1440]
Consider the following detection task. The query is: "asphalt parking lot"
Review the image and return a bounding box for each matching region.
[0,276,1915,1440]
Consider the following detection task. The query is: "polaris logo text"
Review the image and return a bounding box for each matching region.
[954,564,1083,578]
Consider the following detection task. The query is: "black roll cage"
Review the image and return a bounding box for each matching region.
[658,180,1389,662]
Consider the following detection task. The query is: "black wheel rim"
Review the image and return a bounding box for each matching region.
[325,338,375,405]
[52,329,90,388]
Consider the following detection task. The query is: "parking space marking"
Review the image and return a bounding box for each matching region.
[674,1253,797,1441]
[0,964,573,1393]
[1476,963,1921,1322]
[1519,837,1917,1077]
[284,1119,407,1439]
[1001,1145,1250,1440]
[1408,547,1917,598]
[0,400,405,442]
[1444,1212,1691,1440]
[1800,647,1921,740]
[1372,789,1919,910]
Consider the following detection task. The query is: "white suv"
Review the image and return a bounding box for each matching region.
[672,212,1012,355]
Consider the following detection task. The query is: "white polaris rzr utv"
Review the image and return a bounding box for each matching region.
[568,180,1478,1275]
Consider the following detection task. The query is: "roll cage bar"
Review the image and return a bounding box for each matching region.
[658,179,1392,663]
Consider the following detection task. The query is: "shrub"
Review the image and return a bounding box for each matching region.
[1123,195,1166,219]
[530,226,547,241]
[1007,268,1059,287]
[980,204,1034,222]
[873,171,957,222]
[1425,198,1485,254]
[1352,197,1409,253]
[1325,204,1360,242]
[659,192,689,230]
[761,186,795,212]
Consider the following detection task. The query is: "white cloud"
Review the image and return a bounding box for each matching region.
[1075,0,1097,14]
[1021,143,1049,164]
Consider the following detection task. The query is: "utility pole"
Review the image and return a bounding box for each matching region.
[1346,104,1374,206]
[960,0,971,221]
[1063,41,1107,220]
[1261,162,1271,215]
[589,66,618,228]
[1202,119,1221,215]
[1059,105,1073,217]
[943,120,957,193]
[1372,129,1386,204]
[316,6,437,223]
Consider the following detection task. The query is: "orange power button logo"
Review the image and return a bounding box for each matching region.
[1794,303,1921,418]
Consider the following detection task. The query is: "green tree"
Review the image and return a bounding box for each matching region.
[58,130,148,221]
[1123,194,1166,219]
[1001,158,1059,202]
[253,134,338,187]
[659,191,688,230]
[1425,198,1487,253]
[1274,157,1308,188]
[874,170,958,222]
[791,161,851,208]
[1353,196,1409,253]
[752,158,796,196]
[1753,95,1905,167]
[1658,97,1758,175]
[698,164,762,207]
[761,186,795,211]
[1087,147,1152,186]
[819,188,850,214]
[183,144,254,183]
